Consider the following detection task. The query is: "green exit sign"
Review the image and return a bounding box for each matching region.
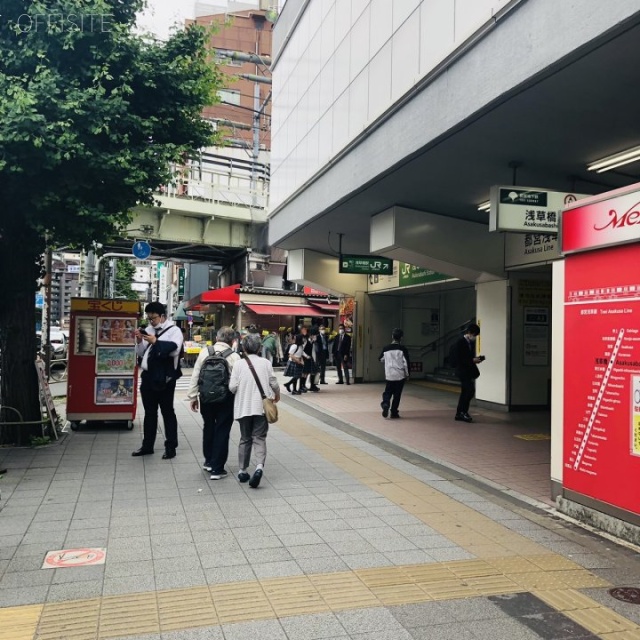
[339,254,393,275]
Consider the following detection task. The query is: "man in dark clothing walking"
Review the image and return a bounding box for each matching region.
[379,328,410,419]
[452,323,484,423]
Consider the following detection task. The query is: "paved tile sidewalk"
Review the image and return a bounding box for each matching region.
[0,382,639,640]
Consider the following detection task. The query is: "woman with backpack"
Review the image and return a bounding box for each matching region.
[283,334,304,395]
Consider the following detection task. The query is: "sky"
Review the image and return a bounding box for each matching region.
[137,0,195,39]
[138,0,263,39]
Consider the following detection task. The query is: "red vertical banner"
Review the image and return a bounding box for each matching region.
[563,244,640,514]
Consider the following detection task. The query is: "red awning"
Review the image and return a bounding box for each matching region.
[309,302,339,312]
[185,283,241,311]
[245,303,325,317]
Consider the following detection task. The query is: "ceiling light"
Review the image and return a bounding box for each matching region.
[587,144,640,173]
[477,200,491,212]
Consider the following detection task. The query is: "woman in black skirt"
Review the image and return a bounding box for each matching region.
[284,334,304,395]
[302,327,320,392]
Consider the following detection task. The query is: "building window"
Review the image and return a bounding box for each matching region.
[218,89,241,106]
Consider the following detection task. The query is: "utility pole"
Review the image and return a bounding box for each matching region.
[81,250,96,298]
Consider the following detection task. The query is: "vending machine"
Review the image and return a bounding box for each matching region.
[66,298,140,430]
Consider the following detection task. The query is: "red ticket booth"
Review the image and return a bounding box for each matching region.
[66,298,140,430]
[561,183,640,521]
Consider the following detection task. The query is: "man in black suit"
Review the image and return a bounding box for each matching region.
[452,323,484,423]
[317,323,330,384]
[332,323,352,385]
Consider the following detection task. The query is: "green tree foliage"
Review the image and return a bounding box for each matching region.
[113,259,137,300]
[0,0,224,443]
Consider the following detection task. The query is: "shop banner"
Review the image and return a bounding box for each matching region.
[562,183,640,254]
[563,243,640,515]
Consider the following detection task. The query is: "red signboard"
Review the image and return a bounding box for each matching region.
[563,244,640,515]
[562,182,640,254]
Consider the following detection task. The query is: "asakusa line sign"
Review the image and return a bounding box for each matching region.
[562,182,640,254]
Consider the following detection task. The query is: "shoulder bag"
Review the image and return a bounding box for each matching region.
[243,355,279,423]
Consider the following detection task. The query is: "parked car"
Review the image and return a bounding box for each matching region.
[37,331,68,359]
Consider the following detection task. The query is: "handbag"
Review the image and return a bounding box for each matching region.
[243,355,279,424]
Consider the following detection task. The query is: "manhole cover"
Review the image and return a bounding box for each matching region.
[609,587,640,604]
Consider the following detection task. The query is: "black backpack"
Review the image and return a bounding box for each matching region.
[198,347,233,404]
[448,343,458,368]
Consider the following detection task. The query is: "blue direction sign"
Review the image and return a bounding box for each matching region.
[132,240,151,260]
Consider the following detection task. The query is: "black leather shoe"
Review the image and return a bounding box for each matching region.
[346,381,351,385]
[162,450,176,459]
[320,381,328,384]
[336,381,344,385]
[455,413,473,423]
[284,382,292,392]
[132,448,153,457]
[310,386,320,392]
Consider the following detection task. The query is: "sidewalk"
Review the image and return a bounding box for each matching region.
[278,372,552,506]
[1,378,640,640]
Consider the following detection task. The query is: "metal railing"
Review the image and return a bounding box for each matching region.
[419,318,475,361]
[156,160,270,210]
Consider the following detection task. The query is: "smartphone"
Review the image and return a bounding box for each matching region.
[138,326,148,335]
[478,355,486,362]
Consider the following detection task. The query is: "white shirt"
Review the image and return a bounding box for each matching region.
[229,355,279,419]
[135,321,183,371]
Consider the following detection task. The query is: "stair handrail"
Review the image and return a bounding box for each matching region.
[419,318,475,356]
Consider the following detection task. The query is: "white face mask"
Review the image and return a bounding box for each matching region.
[467,335,477,342]
[339,329,344,334]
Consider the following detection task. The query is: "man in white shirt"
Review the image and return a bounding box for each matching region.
[132,302,184,459]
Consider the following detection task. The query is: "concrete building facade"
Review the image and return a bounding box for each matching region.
[267,0,640,532]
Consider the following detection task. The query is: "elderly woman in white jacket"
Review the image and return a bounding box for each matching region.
[229,333,280,488]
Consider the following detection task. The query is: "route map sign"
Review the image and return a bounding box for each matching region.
[563,243,640,515]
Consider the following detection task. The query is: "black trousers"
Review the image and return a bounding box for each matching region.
[456,376,476,414]
[200,397,235,473]
[335,357,350,383]
[382,379,405,415]
[318,352,328,382]
[140,376,178,452]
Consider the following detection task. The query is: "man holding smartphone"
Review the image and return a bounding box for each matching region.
[452,323,484,423]
[132,302,184,459]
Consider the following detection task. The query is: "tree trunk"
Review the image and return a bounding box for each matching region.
[0,225,43,445]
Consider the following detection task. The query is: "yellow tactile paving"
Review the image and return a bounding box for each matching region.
[210,581,274,624]
[536,588,606,612]
[157,586,217,630]
[1,408,639,639]
[1,604,42,640]
[37,599,100,640]
[566,606,639,635]
[99,592,159,638]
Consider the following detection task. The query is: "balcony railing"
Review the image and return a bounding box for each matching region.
[156,160,269,211]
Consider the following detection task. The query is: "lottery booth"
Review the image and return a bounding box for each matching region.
[66,298,140,430]
[556,182,640,535]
